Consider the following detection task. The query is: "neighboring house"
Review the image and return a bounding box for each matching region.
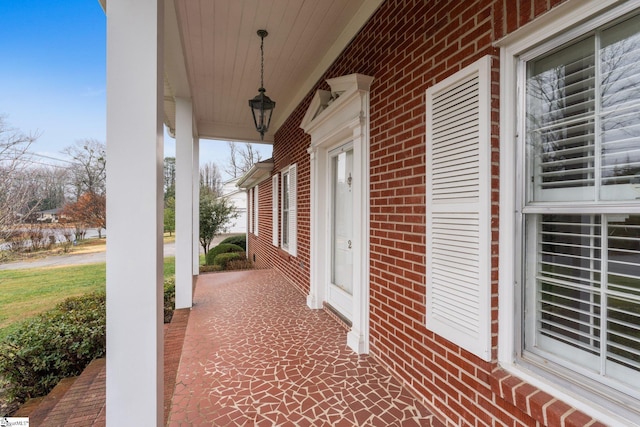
[217,177,247,234]
[237,159,275,245]
[35,208,62,223]
[105,1,640,425]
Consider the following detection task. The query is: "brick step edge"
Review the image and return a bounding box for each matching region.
[13,375,77,423]
[39,358,106,427]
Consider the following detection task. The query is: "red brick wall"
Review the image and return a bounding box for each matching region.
[357,2,500,425]
[249,0,608,425]
[247,102,313,294]
[247,183,273,270]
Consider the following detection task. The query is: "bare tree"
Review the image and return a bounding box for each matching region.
[200,161,223,198]
[164,157,176,202]
[225,142,240,178]
[224,141,263,178]
[63,139,106,199]
[29,166,69,211]
[0,115,40,238]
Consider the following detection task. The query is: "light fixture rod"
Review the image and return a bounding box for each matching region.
[258,30,268,90]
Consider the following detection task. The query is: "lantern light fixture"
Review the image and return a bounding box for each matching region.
[248,29,275,140]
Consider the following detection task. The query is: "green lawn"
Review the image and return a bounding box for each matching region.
[0,257,175,340]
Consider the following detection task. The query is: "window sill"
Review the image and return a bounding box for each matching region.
[491,365,625,427]
[277,248,291,261]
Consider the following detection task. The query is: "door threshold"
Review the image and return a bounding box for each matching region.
[322,302,351,330]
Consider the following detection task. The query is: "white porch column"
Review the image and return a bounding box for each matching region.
[192,138,200,274]
[105,0,164,425]
[175,97,193,309]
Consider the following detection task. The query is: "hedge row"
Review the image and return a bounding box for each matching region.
[204,243,244,266]
[0,278,176,405]
[219,235,246,251]
[0,292,106,402]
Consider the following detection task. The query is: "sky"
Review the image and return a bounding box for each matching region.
[0,0,271,180]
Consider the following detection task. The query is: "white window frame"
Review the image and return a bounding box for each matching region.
[281,164,297,256]
[498,1,640,425]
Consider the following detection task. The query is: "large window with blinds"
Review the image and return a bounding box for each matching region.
[522,11,640,401]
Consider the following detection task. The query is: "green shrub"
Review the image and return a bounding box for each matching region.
[199,257,253,273]
[0,280,176,406]
[163,277,175,323]
[199,264,221,273]
[0,292,106,402]
[219,234,246,251]
[225,258,254,270]
[213,252,245,269]
[205,243,244,265]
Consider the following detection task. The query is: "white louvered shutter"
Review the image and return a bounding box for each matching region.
[272,174,278,246]
[288,164,297,257]
[248,188,253,234]
[425,56,491,361]
[254,185,259,236]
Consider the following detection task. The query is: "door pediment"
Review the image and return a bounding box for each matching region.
[300,74,374,148]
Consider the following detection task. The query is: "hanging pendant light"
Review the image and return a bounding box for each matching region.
[248,29,276,140]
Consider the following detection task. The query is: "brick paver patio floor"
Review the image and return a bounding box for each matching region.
[167,269,443,426]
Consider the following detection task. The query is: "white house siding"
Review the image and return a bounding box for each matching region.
[219,178,247,235]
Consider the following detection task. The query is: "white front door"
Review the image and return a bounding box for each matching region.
[328,145,354,320]
[303,73,373,354]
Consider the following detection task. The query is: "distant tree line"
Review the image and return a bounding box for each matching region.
[1,114,263,251]
[0,115,106,243]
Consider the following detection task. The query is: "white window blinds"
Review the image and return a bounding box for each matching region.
[425,56,492,362]
[526,13,640,203]
[526,213,640,391]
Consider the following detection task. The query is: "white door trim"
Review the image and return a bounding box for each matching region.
[301,73,373,354]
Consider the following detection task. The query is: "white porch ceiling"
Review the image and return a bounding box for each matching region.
[163,0,383,144]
